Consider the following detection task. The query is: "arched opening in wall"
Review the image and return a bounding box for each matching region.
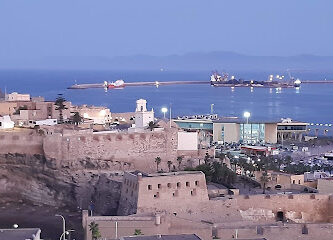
[275,185,282,190]
[276,211,284,222]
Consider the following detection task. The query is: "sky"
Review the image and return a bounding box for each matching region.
[0,0,332,62]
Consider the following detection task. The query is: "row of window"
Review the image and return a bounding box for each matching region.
[153,189,197,198]
[148,180,199,190]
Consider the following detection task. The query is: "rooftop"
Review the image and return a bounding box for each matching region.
[0,228,41,240]
[131,171,204,178]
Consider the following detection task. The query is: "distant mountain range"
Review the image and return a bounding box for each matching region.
[2,51,333,72]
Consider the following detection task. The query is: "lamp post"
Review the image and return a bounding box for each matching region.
[55,214,66,240]
[59,230,75,240]
[210,104,214,114]
[161,107,168,119]
[243,111,251,124]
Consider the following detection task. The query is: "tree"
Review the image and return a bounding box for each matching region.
[54,94,68,124]
[176,156,183,170]
[260,171,269,194]
[72,112,82,125]
[89,221,101,240]
[204,153,210,164]
[134,229,143,235]
[155,157,161,171]
[147,121,159,131]
[167,160,173,172]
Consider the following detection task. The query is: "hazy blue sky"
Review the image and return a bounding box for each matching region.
[1,0,332,60]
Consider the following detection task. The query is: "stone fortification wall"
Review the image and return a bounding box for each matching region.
[216,223,333,240]
[0,130,43,155]
[235,193,331,223]
[43,128,178,172]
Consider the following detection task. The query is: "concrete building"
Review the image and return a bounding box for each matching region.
[5,92,30,102]
[277,118,308,143]
[0,115,15,129]
[175,116,308,145]
[134,99,154,129]
[0,228,41,240]
[71,105,111,125]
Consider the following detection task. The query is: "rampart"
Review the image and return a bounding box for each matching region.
[43,128,179,172]
[0,130,43,155]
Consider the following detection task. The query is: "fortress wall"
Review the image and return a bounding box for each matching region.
[217,223,333,240]
[43,129,179,172]
[117,172,140,215]
[0,131,43,155]
[234,194,331,223]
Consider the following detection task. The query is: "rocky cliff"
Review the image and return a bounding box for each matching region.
[0,153,122,215]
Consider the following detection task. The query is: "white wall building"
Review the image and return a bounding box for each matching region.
[177,132,198,150]
[28,119,57,127]
[134,99,154,129]
[5,92,30,102]
[0,115,15,129]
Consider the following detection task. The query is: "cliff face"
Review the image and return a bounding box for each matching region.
[0,153,122,215]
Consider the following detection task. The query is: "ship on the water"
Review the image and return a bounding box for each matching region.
[210,71,301,88]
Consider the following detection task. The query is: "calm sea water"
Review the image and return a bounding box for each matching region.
[1,70,333,127]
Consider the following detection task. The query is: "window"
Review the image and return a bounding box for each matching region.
[177,182,181,188]
[167,183,171,188]
[195,181,199,186]
[148,185,152,190]
[298,180,301,184]
[292,180,295,184]
[186,182,190,187]
[191,189,197,196]
[158,184,161,189]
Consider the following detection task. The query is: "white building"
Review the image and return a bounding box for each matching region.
[71,105,112,125]
[134,99,154,129]
[28,118,58,127]
[0,115,15,129]
[5,92,30,102]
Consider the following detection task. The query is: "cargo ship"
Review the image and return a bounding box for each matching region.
[210,71,301,88]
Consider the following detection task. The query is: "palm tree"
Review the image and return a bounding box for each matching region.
[155,157,161,172]
[204,153,210,164]
[72,112,82,125]
[147,121,159,131]
[89,221,101,240]
[260,171,269,194]
[177,156,183,170]
[54,94,68,124]
[134,229,143,235]
[167,161,173,172]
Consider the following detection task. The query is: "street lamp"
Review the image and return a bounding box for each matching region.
[161,107,168,119]
[59,230,75,240]
[210,104,214,114]
[55,214,66,240]
[243,111,251,124]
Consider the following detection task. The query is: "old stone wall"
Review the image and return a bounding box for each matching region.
[235,194,331,223]
[43,128,179,172]
[216,223,333,240]
[0,130,43,155]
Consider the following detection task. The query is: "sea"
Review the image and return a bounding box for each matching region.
[1,69,333,135]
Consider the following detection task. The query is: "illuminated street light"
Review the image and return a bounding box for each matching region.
[243,111,251,124]
[161,107,168,119]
